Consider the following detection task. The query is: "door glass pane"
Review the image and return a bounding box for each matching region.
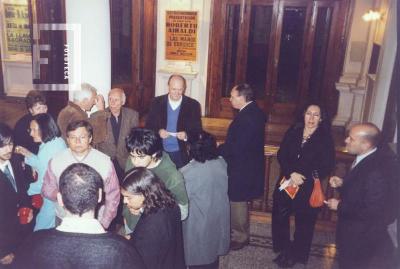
[111,0,132,84]
[276,7,307,102]
[308,7,333,100]
[222,4,240,97]
[245,5,273,99]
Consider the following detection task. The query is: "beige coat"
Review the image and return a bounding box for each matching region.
[97,107,139,170]
[57,102,109,145]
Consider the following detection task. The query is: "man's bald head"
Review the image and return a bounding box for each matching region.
[108,88,126,116]
[352,123,381,147]
[345,123,381,155]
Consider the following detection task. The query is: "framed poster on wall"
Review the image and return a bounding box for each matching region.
[165,10,197,61]
[3,3,30,55]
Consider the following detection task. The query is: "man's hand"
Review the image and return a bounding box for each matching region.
[325,198,339,211]
[0,253,15,265]
[290,172,305,186]
[176,131,187,141]
[159,129,169,139]
[329,176,343,188]
[95,94,105,110]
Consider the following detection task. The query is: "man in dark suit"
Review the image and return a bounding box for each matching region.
[145,74,202,168]
[327,123,396,269]
[219,84,266,250]
[97,88,139,177]
[0,123,33,266]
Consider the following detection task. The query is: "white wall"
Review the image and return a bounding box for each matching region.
[155,0,211,115]
[369,0,397,128]
[65,0,111,103]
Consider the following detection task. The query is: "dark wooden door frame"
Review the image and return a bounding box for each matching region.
[110,0,157,116]
[206,0,351,119]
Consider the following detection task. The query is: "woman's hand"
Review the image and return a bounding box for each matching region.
[290,172,305,186]
[15,146,32,158]
[0,253,14,265]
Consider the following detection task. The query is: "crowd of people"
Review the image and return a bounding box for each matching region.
[0,74,398,269]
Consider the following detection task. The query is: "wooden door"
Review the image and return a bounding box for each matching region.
[110,0,157,115]
[28,0,68,118]
[207,0,350,123]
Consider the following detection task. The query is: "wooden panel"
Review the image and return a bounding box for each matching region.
[29,0,68,118]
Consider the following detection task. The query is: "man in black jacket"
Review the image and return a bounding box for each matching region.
[145,74,202,168]
[327,123,396,269]
[14,163,144,269]
[219,84,266,251]
[0,123,33,266]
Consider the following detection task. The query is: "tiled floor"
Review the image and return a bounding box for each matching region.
[219,222,338,269]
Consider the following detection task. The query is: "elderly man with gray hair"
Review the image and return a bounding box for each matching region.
[57,83,109,145]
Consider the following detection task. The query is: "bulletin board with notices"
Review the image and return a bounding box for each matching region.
[3,3,31,54]
[165,11,197,61]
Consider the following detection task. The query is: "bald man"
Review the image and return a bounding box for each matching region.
[326,123,397,269]
[145,74,202,168]
[97,88,139,175]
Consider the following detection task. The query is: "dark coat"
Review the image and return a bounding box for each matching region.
[145,94,202,164]
[219,102,266,201]
[0,157,32,258]
[130,205,185,269]
[336,149,395,268]
[276,125,335,208]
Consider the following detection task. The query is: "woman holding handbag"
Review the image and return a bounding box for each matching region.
[272,103,335,268]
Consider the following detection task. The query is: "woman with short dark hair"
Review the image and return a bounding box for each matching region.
[121,168,185,269]
[16,113,66,231]
[180,131,230,268]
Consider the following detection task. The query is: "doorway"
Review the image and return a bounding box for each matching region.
[206,0,350,123]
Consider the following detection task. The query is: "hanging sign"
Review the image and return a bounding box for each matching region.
[3,3,31,54]
[165,10,197,61]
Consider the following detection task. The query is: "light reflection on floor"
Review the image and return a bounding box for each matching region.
[220,222,338,269]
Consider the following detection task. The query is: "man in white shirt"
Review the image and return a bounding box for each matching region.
[326,123,397,269]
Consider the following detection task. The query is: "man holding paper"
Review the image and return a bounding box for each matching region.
[146,74,202,168]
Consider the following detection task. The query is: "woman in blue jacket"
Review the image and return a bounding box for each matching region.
[17,113,66,231]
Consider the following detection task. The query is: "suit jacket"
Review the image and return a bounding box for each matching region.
[219,102,266,201]
[57,102,109,145]
[336,149,394,267]
[97,107,139,170]
[0,157,32,258]
[145,94,202,163]
[275,125,335,208]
